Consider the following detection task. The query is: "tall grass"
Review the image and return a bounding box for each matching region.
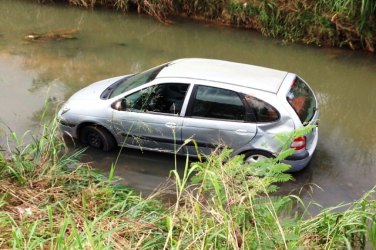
[0,117,167,249]
[1,116,376,248]
[29,0,375,51]
[166,145,376,249]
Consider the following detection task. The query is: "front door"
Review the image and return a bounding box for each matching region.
[112,83,189,153]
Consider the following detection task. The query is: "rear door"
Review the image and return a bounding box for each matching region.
[182,85,257,156]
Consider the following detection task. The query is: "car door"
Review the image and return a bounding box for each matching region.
[182,85,257,156]
[112,82,190,152]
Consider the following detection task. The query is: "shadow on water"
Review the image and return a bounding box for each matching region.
[70,140,317,203]
[65,135,188,198]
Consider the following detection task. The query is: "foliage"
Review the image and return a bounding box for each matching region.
[166,142,376,249]
[29,0,376,52]
[175,0,226,19]
[0,118,167,249]
[1,117,376,249]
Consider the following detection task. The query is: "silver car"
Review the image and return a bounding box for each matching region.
[58,58,319,172]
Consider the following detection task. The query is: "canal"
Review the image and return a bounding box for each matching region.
[1,0,376,209]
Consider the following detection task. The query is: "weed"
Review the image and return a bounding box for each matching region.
[30,0,374,51]
[1,115,376,248]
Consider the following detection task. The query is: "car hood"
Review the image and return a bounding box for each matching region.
[69,75,126,101]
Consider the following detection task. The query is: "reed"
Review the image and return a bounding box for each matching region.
[0,117,167,249]
[28,0,375,51]
[1,116,375,249]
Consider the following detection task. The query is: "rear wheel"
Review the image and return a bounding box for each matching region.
[80,125,116,152]
[243,150,274,163]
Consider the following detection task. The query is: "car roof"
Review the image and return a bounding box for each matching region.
[156,58,289,93]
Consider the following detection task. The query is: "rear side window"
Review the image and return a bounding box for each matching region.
[191,86,246,121]
[287,77,316,125]
[245,95,279,122]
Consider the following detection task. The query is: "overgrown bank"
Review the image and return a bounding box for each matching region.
[32,0,376,52]
[1,118,376,249]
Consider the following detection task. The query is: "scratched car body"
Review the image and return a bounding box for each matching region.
[58,58,319,171]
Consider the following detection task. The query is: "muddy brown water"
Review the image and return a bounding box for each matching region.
[1,0,376,209]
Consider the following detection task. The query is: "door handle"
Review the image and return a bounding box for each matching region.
[236,129,248,134]
[165,122,177,128]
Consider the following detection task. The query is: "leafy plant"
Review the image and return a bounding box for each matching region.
[27,0,375,51]
[1,114,375,249]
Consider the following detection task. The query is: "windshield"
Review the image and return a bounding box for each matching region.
[286,77,316,125]
[109,63,167,98]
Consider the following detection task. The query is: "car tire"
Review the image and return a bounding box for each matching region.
[80,125,116,152]
[243,150,274,163]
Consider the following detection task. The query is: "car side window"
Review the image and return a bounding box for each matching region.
[245,95,279,122]
[191,86,245,121]
[123,83,189,115]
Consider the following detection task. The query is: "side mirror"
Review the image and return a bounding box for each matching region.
[111,99,126,111]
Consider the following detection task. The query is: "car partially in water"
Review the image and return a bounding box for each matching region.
[58,58,319,171]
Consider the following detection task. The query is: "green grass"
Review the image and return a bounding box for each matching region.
[0,118,167,249]
[1,117,376,249]
[27,0,375,51]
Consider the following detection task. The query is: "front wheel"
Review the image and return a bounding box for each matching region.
[243,150,274,164]
[80,126,116,152]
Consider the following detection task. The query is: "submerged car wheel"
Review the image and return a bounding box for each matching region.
[80,126,115,152]
[244,150,274,163]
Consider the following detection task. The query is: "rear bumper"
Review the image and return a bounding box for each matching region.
[283,153,311,172]
[284,127,318,172]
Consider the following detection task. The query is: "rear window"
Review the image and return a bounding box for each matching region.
[287,77,316,125]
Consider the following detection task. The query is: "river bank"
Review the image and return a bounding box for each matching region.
[29,0,376,52]
[1,118,376,249]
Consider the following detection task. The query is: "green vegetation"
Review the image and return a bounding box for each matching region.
[1,118,376,249]
[0,118,167,248]
[30,0,375,52]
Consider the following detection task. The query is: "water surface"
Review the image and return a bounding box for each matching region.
[1,0,376,208]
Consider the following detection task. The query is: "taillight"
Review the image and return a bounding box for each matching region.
[291,136,306,150]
